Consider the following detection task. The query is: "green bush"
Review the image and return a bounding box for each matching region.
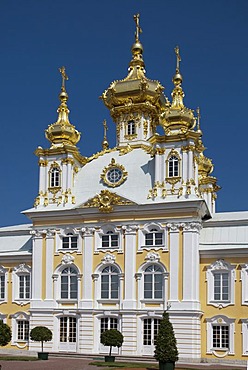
[30,326,52,352]
[100,329,123,356]
[0,320,11,346]
[154,311,178,363]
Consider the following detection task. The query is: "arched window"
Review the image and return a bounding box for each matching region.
[168,155,179,177]
[144,264,163,299]
[127,120,136,135]
[61,267,78,299]
[102,231,118,248]
[101,265,119,299]
[62,233,78,249]
[50,167,61,187]
[145,228,163,247]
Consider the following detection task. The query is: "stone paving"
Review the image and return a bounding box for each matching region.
[0,357,246,370]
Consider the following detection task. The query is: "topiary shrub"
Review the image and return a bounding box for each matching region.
[100,329,123,357]
[154,311,178,365]
[30,326,52,352]
[0,320,11,346]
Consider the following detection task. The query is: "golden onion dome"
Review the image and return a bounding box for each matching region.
[101,14,167,114]
[45,67,81,147]
[198,152,214,178]
[161,46,195,135]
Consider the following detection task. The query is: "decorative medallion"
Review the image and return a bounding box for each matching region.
[101,158,127,188]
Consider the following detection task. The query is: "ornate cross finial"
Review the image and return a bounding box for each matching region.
[102,119,109,150]
[174,46,181,72]
[103,119,108,139]
[134,13,142,41]
[59,66,68,91]
[196,107,201,131]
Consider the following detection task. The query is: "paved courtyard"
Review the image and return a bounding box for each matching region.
[0,357,246,370]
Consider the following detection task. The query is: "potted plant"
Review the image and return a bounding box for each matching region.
[0,320,11,346]
[100,329,123,362]
[30,326,52,360]
[154,311,178,370]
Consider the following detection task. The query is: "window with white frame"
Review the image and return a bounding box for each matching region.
[0,266,7,301]
[12,264,31,303]
[206,259,235,307]
[168,155,179,177]
[100,317,118,334]
[50,165,61,188]
[144,264,163,299]
[62,233,78,249]
[102,231,118,249]
[19,274,30,299]
[11,312,30,347]
[145,228,163,247]
[61,266,78,299]
[127,120,136,135]
[143,318,160,345]
[206,315,235,354]
[101,265,119,299]
[17,320,29,341]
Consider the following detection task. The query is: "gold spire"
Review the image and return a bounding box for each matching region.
[128,13,145,73]
[45,67,81,147]
[171,46,184,109]
[196,107,202,134]
[102,119,109,150]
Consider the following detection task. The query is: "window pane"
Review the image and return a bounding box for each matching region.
[155,233,163,245]
[145,233,153,246]
[143,319,152,345]
[144,275,152,299]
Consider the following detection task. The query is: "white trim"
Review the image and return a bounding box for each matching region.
[206,315,235,356]
[206,259,236,308]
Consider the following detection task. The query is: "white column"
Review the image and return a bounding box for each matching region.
[30,230,43,301]
[122,225,138,309]
[188,150,193,180]
[61,160,67,191]
[168,223,180,304]
[182,150,187,183]
[182,222,201,310]
[154,148,161,184]
[135,273,142,309]
[45,230,55,301]
[81,227,94,309]
[38,160,47,194]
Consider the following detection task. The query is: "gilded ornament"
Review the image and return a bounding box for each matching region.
[61,158,74,165]
[143,120,148,138]
[83,190,134,213]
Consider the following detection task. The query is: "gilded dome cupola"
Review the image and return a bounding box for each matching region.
[161,47,195,136]
[45,67,81,147]
[101,14,168,148]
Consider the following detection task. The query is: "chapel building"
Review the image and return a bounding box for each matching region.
[0,15,248,364]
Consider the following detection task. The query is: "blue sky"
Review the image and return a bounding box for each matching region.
[0,0,248,227]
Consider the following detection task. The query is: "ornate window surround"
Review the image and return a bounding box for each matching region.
[206,315,235,356]
[136,253,169,307]
[0,265,8,304]
[53,258,82,303]
[56,228,81,253]
[165,149,181,184]
[48,162,62,192]
[12,264,31,305]
[240,264,248,305]
[206,259,236,308]
[92,256,123,305]
[95,224,123,252]
[139,223,167,251]
[10,311,30,349]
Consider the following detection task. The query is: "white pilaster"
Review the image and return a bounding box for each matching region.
[81,227,94,308]
[168,223,180,305]
[182,222,201,310]
[30,230,43,300]
[122,225,138,309]
[45,230,55,301]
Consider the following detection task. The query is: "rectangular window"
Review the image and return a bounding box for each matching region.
[0,275,5,299]
[101,275,109,299]
[111,275,118,299]
[213,325,229,350]
[143,319,152,345]
[19,275,30,299]
[154,274,163,299]
[17,320,29,341]
[214,272,229,301]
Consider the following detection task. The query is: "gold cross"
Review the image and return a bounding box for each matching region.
[174,46,181,72]
[134,13,142,41]
[59,66,68,89]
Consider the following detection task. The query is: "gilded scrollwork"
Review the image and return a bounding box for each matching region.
[83,190,134,213]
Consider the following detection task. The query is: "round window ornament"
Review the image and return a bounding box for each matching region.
[101,158,128,187]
